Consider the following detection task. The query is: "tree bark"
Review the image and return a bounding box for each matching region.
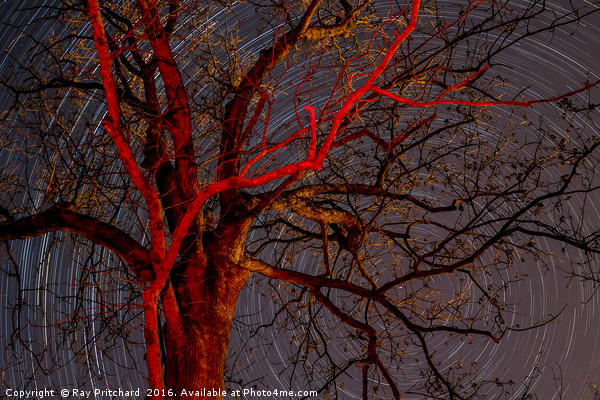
[161,242,250,400]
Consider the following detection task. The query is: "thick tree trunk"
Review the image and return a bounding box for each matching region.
[161,247,250,400]
[163,319,232,399]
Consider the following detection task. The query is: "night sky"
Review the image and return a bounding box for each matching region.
[1,1,600,399]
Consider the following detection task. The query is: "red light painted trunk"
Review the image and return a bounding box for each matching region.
[162,314,233,399]
[156,245,250,400]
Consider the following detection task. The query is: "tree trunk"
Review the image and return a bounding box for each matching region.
[161,251,250,400]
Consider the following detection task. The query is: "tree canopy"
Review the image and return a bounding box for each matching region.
[1,0,600,399]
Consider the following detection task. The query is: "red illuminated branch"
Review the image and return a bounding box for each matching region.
[88,0,169,391]
[371,80,600,108]
[434,65,490,100]
[87,0,166,261]
[331,114,437,151]
[239,106,317,178]
[306,106,317,158]
[316,0,422,162]
[239,129,308,177]
[237,91,271,153]
[135,0,191,137]
[136,0,197,200]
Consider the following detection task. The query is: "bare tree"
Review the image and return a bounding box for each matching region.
[1,0,599,399]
